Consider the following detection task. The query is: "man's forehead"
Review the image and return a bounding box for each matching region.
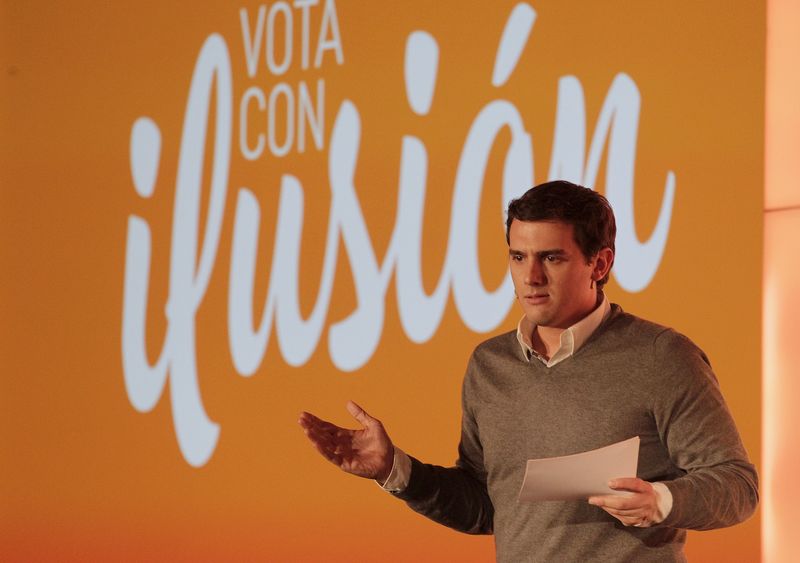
[507,220,582,255]
[509,219,576,240]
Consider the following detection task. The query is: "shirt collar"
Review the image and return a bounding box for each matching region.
[516,294,611,367]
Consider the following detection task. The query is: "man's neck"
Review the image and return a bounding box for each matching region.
[528,292,604,360]
[531,325,562,360]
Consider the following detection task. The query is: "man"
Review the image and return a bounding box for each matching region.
[299,181,758,562]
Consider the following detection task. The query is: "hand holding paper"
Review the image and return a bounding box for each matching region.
[588,477,661,528]
[517,437,640,502]
[516,436,662,528]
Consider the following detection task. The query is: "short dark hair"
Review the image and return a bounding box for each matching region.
[505,180,616,288]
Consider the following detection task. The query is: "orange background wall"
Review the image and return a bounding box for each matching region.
[2,1,766,561]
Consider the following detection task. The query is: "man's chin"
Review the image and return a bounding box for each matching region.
[524,311,553,328]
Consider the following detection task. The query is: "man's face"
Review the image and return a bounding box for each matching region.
[508,219,602,329]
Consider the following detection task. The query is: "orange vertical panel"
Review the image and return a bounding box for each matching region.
[766,0,800,210]
[764,0,800,561]
[763,210,800,563]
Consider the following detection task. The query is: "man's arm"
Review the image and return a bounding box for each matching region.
[299,391,494,534]
[390,446,494,535]
[638,330,758,530]
[389,366,494,535]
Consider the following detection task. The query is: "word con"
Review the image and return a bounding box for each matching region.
[238,1,342,159]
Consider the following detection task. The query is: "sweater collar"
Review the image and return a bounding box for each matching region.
[516,294,611,367]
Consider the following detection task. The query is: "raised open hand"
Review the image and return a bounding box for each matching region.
[299,401,394,483]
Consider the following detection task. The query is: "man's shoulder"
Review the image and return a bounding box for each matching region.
[606,304,669,335]
[604,303,706,357]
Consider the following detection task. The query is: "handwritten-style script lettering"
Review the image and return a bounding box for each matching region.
[122,3,675,466]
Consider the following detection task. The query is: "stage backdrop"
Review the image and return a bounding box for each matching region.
[1,1,763,560]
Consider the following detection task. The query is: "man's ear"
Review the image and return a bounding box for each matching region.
[593,247,614,280]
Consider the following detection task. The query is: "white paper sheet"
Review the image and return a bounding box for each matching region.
[517,436,640,502]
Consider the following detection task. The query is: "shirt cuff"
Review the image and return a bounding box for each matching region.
[377,446,411,493]
[651,481,673,523]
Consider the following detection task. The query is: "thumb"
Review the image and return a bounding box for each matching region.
[346,400,376,428]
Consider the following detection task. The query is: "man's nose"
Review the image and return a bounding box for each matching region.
[524,259,546,286]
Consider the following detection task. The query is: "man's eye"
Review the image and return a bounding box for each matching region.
[545,255,560,262]
[511,254,523,262]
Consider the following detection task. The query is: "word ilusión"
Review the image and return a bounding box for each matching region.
[123,2,675,467]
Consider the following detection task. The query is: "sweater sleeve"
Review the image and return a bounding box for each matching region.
[651,330,759,530]
[391,357,494,535]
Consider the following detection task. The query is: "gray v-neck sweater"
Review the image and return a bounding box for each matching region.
[395,305,758,562]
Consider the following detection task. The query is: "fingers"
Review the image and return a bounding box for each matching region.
[301,419,350,448]
[346,400,376,428]
[297,411,320,430]
[588,494,637,511]
[300,421,355,468]
[300,403,381,432]
[299,412,343,436]
[588,478,657,528]
[588,500,651,527]
[588,479,652,508]
[604,508,650,528]
[299,412,349,445]
[587,494,636,510]
[608,478,651,493]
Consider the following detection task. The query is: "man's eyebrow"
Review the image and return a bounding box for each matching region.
[535,249,567,258]
[508,248,568,257]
